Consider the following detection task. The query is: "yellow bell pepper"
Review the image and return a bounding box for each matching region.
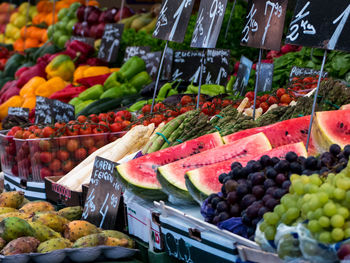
[73,65,89,82]
[20,76,46,98]
[83,66,111,78]
[21,96,36,110]
[45,54,75,82]
[0,95,24,120]
[34,77,68,98]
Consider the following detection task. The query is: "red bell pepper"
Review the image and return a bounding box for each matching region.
[85,57,108,66]
[0,80,20,104]
[68,40,94,57]
[15,66,30,79]
[76,73,111,88]
[49,84,87,103]
[16,62,47,88]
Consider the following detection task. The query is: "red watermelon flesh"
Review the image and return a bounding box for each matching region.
[157,133,272,200]
[185,142,308,201]
[223,116,317,155]
[116,132,223,193]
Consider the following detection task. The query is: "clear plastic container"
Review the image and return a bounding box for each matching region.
[14,139,32,180]
[27,131,125,182]
[0,131,18,176]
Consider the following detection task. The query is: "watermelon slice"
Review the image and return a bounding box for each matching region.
[157,133,272,201]
[223,116,317,155]
[116,132,223,200]
[311,109,350,152]
[185,142,308,204]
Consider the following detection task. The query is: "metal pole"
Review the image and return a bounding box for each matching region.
[306,49,328,151]
[224,0,237,39]
[253,48,262,120]
[196,49,206,109]
[150,40,169,114]
[120,0,125,21]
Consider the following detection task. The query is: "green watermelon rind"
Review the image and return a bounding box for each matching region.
[115,165,168,201]
[157,168,194,202]
[184,174,209,205]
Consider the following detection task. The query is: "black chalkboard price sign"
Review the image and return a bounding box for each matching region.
[82,156,122,230]
[8,107,29,119]
[153,0,196,43]
[233,56,253,94]
[191,0,228,48]
[51,99,75,123]
[98,24,124,63]
[289,66,329,81]
[286,1,350,52]
[256,63,274,92]
[205,49,230,85]
[143,49,173,80]
[241,0,288,51]
[171,51,204,83]
[35,96,53,124]
[123,46,151,63]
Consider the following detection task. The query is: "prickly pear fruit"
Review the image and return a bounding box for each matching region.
[29,221,62,242]
[57,206,83,221]
[0,211,32,221]
[0,217,35,242]
[18,198,30,208]
[0,191,24,208]
[32,213,69,233]
[64,220,101,242]
[103,230,134,248]
[72,233,107,248]
[105,237,129,247]
[37,237,72,253]
[1,237,40,255]
[0,237,5,249]
[20,201,55,214]
[0,207,18,215]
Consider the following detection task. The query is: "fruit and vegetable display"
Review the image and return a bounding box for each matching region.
[0,191,133,258]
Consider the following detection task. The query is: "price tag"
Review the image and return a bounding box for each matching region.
[171,50,204,83]
[205,49,230,85]
[8,107,29,119]
[82,156,122,230]
[241,0,288,51]
[143,49,173,80]
[153,0,196,43]
[286,1,350,52]
[98,24,124,63]
[51,99,75,123]
[233,56,253,94]
[123,46,151,62]
[70,36,95,47]
[35,96,53,124]
[289,66,329,81]
[191,0,228,48]
[256,63,274,92]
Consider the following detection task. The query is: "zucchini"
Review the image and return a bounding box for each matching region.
[76,98,124,117]
[120,94,142,106]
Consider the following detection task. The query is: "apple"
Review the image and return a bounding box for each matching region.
[76,5,85,22]
[104,7,118,23]
[95,23,105,39]
[114,7,134,22]
[87,7,101,25]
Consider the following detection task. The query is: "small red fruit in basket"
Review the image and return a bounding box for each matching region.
[260,102,269,113]
[260,94,269,102]
[8,126,22,136]
[109,123,123,132]
[40,152,53,164]
[67,139,79,152]
[201,102,216,115]
[222,99,233,107]
[267,96,278,105]
[114,116,124,123]
[39,140,52,151]
[98,113,111,123]
[88,146,98,155]
[280,94,293,105]
[79,125,92,135]
[28,125,38,133]
[212,98,222,106]
[142,104,151,114]
[75,148,87,161]
[107,111,115,119]
[62,160,74,173]
[122,120,131,129]
[42,127,55,138]
[81,137,94,149]
[276,88,286,98]
[154,103,166,112]
[245,91,255,101]
[150,116,163,127]
[49,159,61,172]
[34,129,43,138]
[180,95,193,106]
[116,110,132,121]
[40,167,52,179]
[77,115,87,123]
[180,106,193,114]
[57,150,69,161]
[14,130,24,139]
[89,114,99,123]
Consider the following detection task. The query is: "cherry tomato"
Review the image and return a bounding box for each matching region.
[28,125,38,133]
[115,110,132,121]
[75,148,87,161]
[67,139,79,152]
[109,123,123,132]
[212,98,222,106]
[40,167,52,179]
[89,114,99,123]
[62,160,74,173]
[280,94,292,104]
[150,117,163,126]
[82,137,95,148]
[143,120,150,126]
[107,111,115,120]
[201,102,216,115]
[66,127,79,136]
[260,94,269,102]
[114,116,124,123]
[9,126,22,136]
[22,131,32,139]
[154,103,166,112]
[180,106,194,114]
[39,140,52,151]
[121,120,131,129]
[245,91,255,101]
[196,95,206,103]
[276,88,286,98]
[142,104,152,114]
[57,150,69,161]
[88,147,98,155]
[79,125,92,135]
[267,96,278,105]
[54,123,66,134]
[167,117,175,122]
[49,159,61,172]
[180,95,193,106]
[77,115,87,123]
[222,99,233,108]
[14,130,24,139]
[98,121,109,132]
[260,102,269,113]
[40,152,53,163]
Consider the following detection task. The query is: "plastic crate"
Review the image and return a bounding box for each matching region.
[0,132,17,176]
[14,138,32,180]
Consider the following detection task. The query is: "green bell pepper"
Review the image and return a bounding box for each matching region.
[100,86,124,99]
[78,84,104,101]
[75,100,95,115]
[69,97,83,106]
[103,72,121,91]
[226,76,235,94]
[128,100,148,112]
[117,56,146,82]
[167,89,178,96]
[130,71,152,91]
[187,84,226,97]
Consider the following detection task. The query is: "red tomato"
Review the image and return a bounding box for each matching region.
[143,120,150,126]
[142,104,152,114]
[77,115,87,123]
[154,103,166,112]
[109,123,123,132]
[180,106,193,114]
[39,140,51,151]
[107,111,115,119]
[212,98,222,106]
[196,95,206,103]
[167,117,175,122]
[54,123,66,134]
[116,110,132,121]
[28,134,37,139]
[82,137,95,148]
[98,113,111,123]
[40,167,52,179]
[28,125,38,133]
[137,114,144,120]
[58,137,68,147]
[114,116,124,123]
[280,94,293,104]
[98,121,109,132]
[267,96,278,105]
[121,120,131,129]
[75,148,87,161]
[9,126,22,136]
[150,117,163,126]
[67,139,79,152]
[89,114,99,123]
[57,150,69,161]
[201,102,216,115]
[254,99,261,108]
[303,77,314,83]
[88,147,98,155]
[276,88,286,98]
[180,95,193,106]
[222,99,233,107]
[62,160,74,173]
[14,130,24,139]
[260,94,269,102]
[260,102,269,113]
[49,159,61,172]
[66,127,79,136]
[245,91,255,101]
[22,131,32,139]
[79,125,92,135]
[40,152,53,163]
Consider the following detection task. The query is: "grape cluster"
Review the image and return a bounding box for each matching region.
[260,145,350,245]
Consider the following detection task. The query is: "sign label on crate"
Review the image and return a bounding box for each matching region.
[289,66,329,81]
[123,46,151,62]
[286,1,350,52]
[171,50,204,83]
[8,107,29,119]
[233,56,253,94]
[70,36,95,47]
[205,49,230,85]
[35,96,53,124]
[98,24,124,63]
[153,0,196,43]
[82,156,121,230]
[51,99,75,123]
[241,0,288,50]
[143,49,173,80]
[191,0,228,48]
[256,63,274,92]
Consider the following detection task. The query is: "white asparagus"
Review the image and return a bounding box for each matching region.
[237,98,249,113]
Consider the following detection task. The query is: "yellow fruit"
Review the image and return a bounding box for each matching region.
[13,15,26,28]
[64,220,101,242]
[32,213,69,233]
[29,221,62,242]
[0,212,32,221]
[0,207,17,215]
[105,237,129,247]
[20,201,55,214]
[18,3,29,14]
[37,238,72,253]
[0,191,24,208]
[9,13,17,24]
[29,6,37,19]
[5,24,15,37]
